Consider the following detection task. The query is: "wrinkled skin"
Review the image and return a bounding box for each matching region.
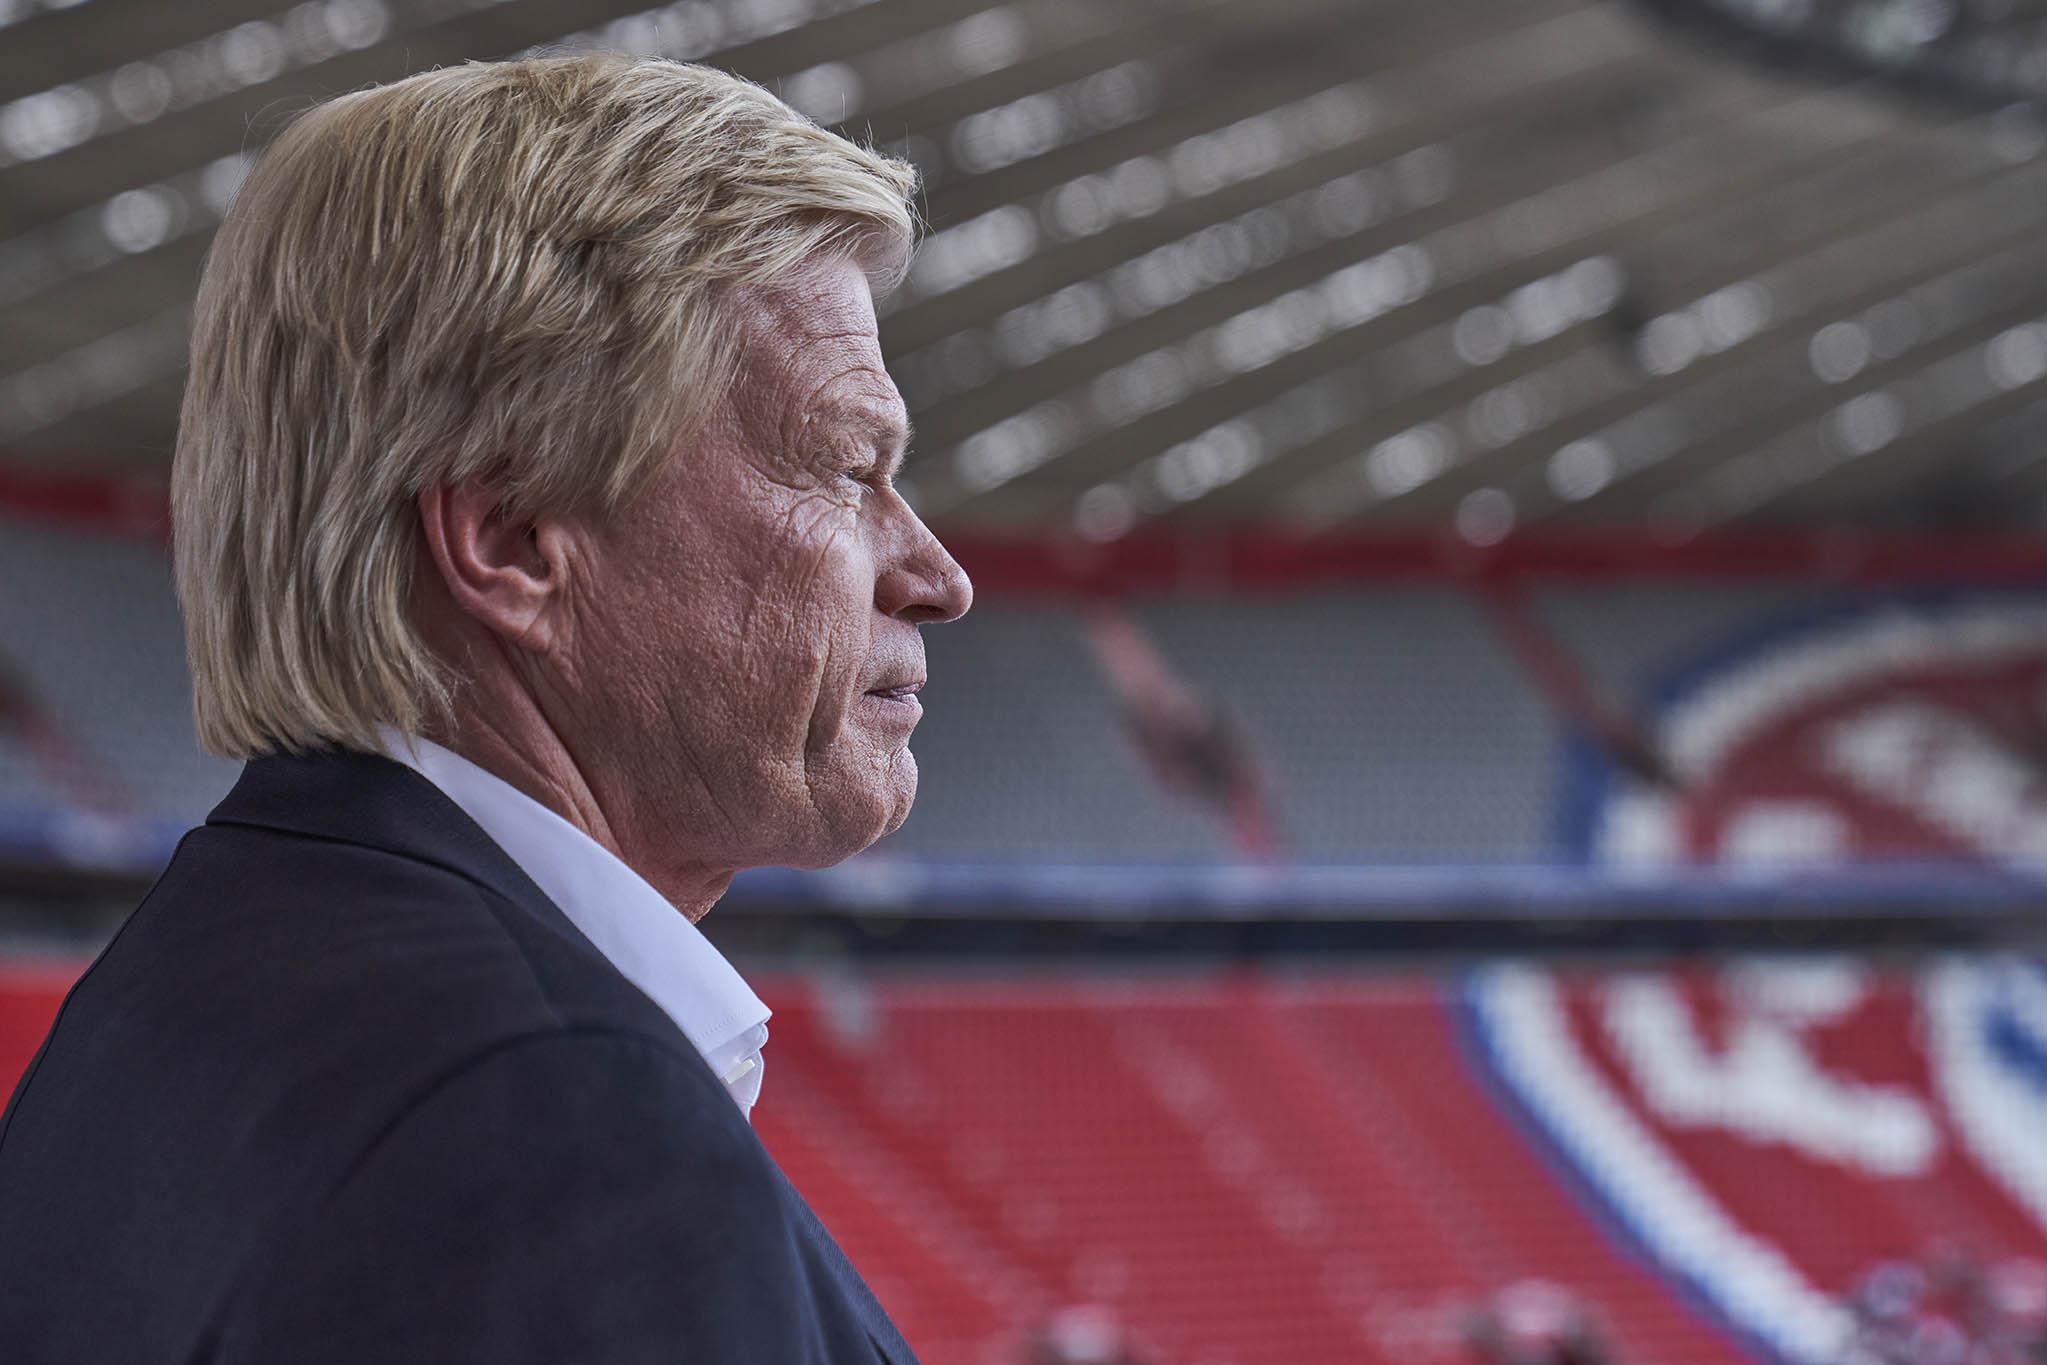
[414,256,972,919]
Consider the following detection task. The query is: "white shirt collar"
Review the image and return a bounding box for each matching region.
[375,728,770,1118]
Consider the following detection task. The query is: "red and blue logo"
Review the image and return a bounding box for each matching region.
[1472,595,2047,1361]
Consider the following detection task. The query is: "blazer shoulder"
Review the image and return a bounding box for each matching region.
[214,1028,822,1365]
[149,818,676,1038]
[0,822,708,1365]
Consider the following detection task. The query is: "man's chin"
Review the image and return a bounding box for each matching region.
[789,758,917,868]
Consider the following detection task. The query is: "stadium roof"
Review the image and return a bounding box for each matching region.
[6,0,2047,541]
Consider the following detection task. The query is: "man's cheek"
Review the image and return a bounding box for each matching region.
[791,612,856,754]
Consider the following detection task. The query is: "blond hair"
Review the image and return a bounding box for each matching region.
[173,53,918,757]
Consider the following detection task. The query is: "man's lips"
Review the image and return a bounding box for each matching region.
[863,680,925,703]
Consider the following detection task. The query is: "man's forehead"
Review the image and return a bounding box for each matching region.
[739,260,883,354]
[724,261,912,446]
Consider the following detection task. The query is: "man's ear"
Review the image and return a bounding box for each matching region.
[417,481,574,654]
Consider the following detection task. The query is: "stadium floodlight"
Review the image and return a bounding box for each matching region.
[1638,0,2047,115]
[0,0,96,31]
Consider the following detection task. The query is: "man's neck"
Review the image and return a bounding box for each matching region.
[415,698,730,923]
[429,715,621,854]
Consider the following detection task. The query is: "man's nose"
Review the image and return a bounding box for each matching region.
[878,506,973,624]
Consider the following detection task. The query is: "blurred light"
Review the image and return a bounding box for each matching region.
[1677,274,2047,520]
[1639,313,1705,376]
[323,0,388,50]
[1849,0,1956,58]
[0,84,99,161]
[1223,246,1426,377]
[1507,276,1574,344]
[1104,155,1174,217]
[198,153,252,214]
[1696,281,1769,349]
[909,206,1039,296]
[1046,154,1173,242]
[17,0,1164,390]
[941,189,1662,515]
[108,62,173,124]
[1073,483,1136,542]
[1986,324,2047,391]
[951,61,1157,174]
[1082,371,1353,524]
[1456,487,1516,545]
[1454,306,1514,367]
[896,81,1381,308]
[782,62,861,123]
[995,283,1111,367]
[1827,390,1905,456]
[590,11,666,55]
[1563,256,1626,315]
[1215,289,1327,375]
[942,223,1436,447]
[1809,321,1872,383]
[1344,244,1433,311]
[1169,111,1300,198]
[220,21,288,87]
[716,0,804,42]
[1468,383,1535,448]
[946,8,1026,74]
[0,155,253,308]
[1362,425,1453,498]
[1738,0,1816,34]
[1301,83,1374,147]
[101,188,179,254]
[0,307,190,438]
[4,365,76,427]
[1152,421,1264,504]
[557,0,723,59]
[1311,172,1381,237]
[1548,438,1616,501]
[1090,352,1191,424]
[0,0,97,28]
[951,402,1074,492]
[1049,179,1110,237]
[280,1,342,63]
[0,0,390,168]
[1613,195,2047,523]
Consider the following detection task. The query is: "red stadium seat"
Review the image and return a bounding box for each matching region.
[8,961,2047,1364]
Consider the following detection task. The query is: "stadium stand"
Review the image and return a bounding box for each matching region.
[13,2,2047,1360]
[0,517,229,820]
[11,960,2047,1363]
[0,503,1855,867]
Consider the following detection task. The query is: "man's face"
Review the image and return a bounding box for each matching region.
[561,256,971,884]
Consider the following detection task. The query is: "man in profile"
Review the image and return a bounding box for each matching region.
[0,54,969,1364]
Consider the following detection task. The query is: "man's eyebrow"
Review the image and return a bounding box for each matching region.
[819,404,914,473]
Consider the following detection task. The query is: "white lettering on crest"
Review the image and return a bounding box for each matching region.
[1602,964,1939,1177]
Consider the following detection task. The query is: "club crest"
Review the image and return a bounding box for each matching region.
[1471,596,2047,1362]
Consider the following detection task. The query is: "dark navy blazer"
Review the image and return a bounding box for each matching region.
[0,749,915,1364]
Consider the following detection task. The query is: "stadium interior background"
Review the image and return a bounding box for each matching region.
[19,0,2047,1361]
